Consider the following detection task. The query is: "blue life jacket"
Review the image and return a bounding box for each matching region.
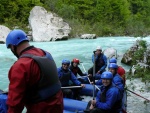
[100,85,122,113]
[96,54,105,68]
[19,50,61,103]
[59,69,71,86]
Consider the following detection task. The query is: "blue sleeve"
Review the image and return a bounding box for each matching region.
[113,75,124,93]
[96,88,118,110]
[95,79,102,85]
[99,55,107,71]
[70,72,81,86]
[57,67,62,78]
[92,54,98,63]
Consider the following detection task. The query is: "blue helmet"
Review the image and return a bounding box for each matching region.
[101,71,113,79]
[109,58,117,63]
[6,29,29,48]
[108,63,118,69]
[62,59,70,65]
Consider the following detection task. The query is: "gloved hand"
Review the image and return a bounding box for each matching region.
[81,84,85,88]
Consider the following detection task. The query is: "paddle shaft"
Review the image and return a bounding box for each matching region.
[127,89,150,102]
[80,62,100,91]
[81,63,87,73]
[93,55,96,100]
[61,86,82,89]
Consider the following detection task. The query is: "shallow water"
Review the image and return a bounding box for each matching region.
[0,36,150,113]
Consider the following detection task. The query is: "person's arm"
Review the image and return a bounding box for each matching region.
[95,79,102,85]
[92,54,97,63]
[77,67,85,76]
[57,67,63,78]
[99,55,107,72]
[95,88,118,110]
[7,64,26,113]
[113,75,124,92]
[70,72,82,86]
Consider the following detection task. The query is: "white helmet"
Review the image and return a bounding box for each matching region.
[96,46,102,50]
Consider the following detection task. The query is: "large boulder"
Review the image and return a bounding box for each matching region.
[103,47,117,59]
[122,40,150,75]
[0,25,11,44]
[121,40,140,65]
[29,6,71,41]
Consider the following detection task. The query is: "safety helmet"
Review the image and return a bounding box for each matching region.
[62,59,70,65]
[101,71,113,79]
[108,63,118,69]
[72,58,80,64]
[109,58,117,63]
[96,46,102,50]
[6,29,29,48]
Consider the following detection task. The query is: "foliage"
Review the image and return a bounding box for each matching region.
[1,0,150,36]
[129,40,150,82]
[0,0,42,30]
[132,40,147,64]
[133,65,150,83]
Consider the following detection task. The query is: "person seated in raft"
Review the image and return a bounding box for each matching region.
[85,71,122,113]
[109,58,126,85]
[57,59,85,100]
[96,63,124,95]
[69,58,88,83]
[88,46,107,81]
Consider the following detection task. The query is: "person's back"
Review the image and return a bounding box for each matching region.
[6,29,63,113]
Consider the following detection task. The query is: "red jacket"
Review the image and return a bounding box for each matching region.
[117,66,126,85]
[7,46,63,113]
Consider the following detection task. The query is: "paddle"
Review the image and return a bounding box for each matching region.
[81,62,87,74]
[81,62,100,91]
[92,55,96,100]
[126,88,150,102]
[61,86,82,89]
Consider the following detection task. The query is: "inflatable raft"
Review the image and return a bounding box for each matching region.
[0,84,127,113]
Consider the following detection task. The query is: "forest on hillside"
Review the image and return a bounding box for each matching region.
[0,0,150,37]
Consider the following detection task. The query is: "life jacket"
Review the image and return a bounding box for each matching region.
[100,85,122,113]
[59,69,71,86]
[95,54,105,68]
[19,50,61,103]
[70,66,78,76]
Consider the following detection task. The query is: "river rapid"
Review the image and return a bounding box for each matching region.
[0,36,150,113]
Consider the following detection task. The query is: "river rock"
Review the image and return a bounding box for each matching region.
[103,47,117,59]
[29,6,71,41]
[80,34,96,39]
[0,25,11,44]
[122,40,150,75]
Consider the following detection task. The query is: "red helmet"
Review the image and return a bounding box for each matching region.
[72,58,80,64]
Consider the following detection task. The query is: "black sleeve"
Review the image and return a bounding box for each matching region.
[77,67,84,76]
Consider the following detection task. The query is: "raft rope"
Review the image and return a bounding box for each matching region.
[126,88,150,102]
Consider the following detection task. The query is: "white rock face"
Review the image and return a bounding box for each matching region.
[103,47,117,59]
[29,6,71,41]
[0,25,11,43]
[80,34,96,39]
